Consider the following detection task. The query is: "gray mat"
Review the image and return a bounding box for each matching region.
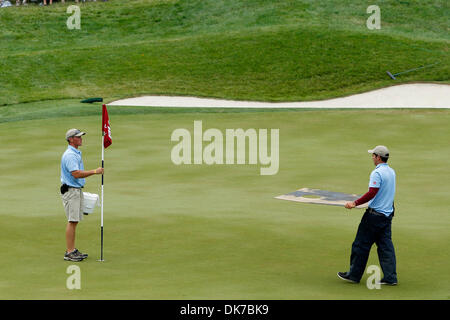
[275,188,368,208]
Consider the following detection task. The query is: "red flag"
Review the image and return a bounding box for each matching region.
[102,104,112,148]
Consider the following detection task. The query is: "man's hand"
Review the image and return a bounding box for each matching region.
[95,167,104,175]
[345,201,356,209]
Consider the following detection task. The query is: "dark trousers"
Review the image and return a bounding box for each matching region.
[348,209,397,283]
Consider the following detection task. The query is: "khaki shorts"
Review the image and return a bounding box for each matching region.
[62,188,84,222]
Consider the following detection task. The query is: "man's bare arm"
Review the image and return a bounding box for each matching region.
[71,167,104,179]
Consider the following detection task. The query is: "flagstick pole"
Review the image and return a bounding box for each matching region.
[99,134,105,262]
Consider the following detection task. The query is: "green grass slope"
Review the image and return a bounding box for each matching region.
[0,0,448,105]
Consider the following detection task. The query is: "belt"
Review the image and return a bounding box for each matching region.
[62,184,83,189]
[367,207,386,217]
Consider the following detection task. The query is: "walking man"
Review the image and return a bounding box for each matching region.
[61,128,104,262]
[338,145,398,285]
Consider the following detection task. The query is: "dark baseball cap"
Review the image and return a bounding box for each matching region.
[65,128,86,141]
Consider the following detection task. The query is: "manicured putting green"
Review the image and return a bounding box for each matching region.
[0,107,449,299]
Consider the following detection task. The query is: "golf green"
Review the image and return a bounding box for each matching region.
[0,108,448,299]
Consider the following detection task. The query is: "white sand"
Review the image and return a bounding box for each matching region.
[108,83,450,109]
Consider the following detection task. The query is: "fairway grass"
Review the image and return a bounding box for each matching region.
[1,108,449,299]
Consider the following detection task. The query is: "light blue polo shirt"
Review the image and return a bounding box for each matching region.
[61,145,85,188]
[368,163,396,216]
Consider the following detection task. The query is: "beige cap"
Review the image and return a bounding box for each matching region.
[65,128,86,141]
[368,145,389,158]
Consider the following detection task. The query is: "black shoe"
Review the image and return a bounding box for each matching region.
[64,250,83,262]
[378,279,397,286]
[337,272,359,283]
[73,248,88,259]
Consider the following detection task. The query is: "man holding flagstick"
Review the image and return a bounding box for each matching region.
[61,128,104,262]
[100,104,112,261]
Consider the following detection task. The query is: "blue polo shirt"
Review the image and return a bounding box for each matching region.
[368,163,396,216]
[61,145,85,188]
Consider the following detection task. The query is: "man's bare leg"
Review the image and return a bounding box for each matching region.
[66,221,78,253]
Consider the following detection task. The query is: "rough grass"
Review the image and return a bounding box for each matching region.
[0,0,448,105]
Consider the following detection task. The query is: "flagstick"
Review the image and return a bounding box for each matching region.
[99,134,105,262]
